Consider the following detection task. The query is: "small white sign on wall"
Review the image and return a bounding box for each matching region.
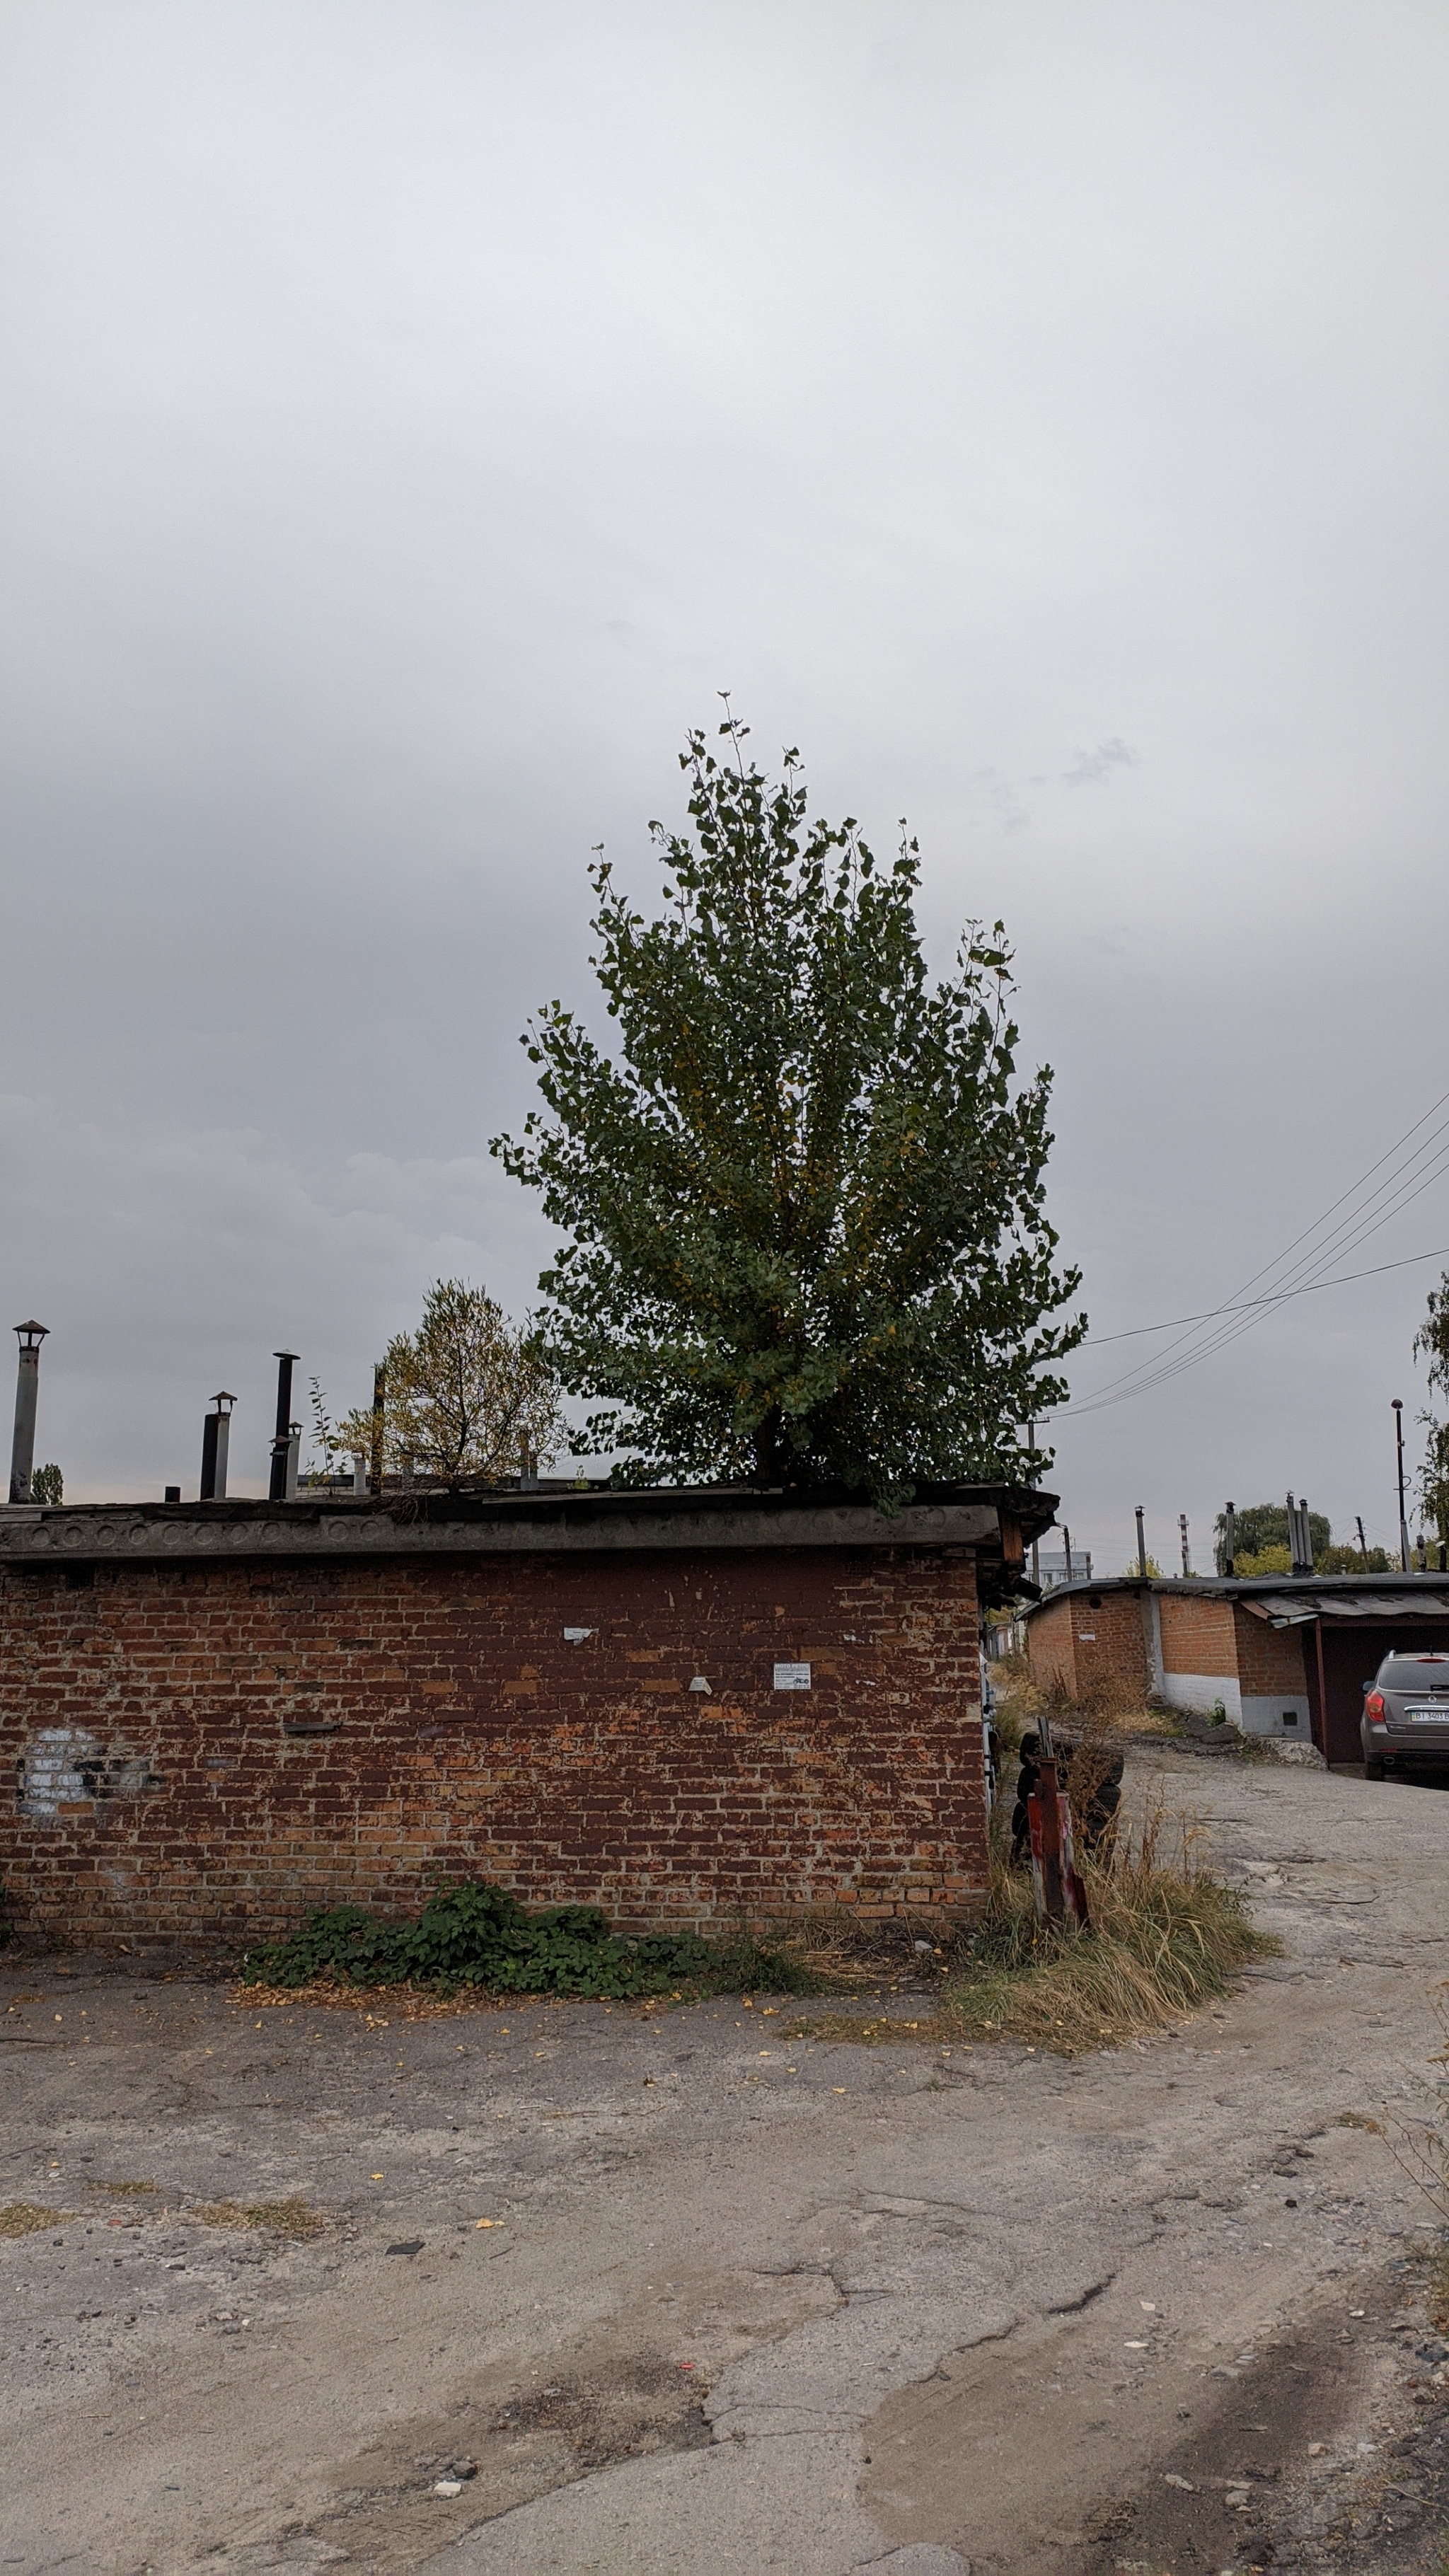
[773,1661,812,1692]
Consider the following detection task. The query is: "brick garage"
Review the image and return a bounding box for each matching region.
[1026,1573,1449,1752]
[1024,1583,1152,1710]
[0,1485,1044,1949]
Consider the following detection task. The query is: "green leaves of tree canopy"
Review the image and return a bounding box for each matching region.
[492,715,1083,1498]
[1414,1275,1449,1546]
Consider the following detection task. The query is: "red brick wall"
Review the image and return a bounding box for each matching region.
[1232,1606,1310,1699]
[1027,1589,1151,1709]
[1027,1593,1078,1698]
[1,1544,985,1948]
[1158,1590,1238,1680]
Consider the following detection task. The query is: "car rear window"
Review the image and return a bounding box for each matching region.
[1380,1656,1449,1689]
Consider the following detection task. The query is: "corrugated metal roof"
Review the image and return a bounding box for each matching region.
[1247,1590,1449,1625]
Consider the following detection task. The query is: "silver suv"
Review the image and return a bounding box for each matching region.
[1361,1651,1449,1777]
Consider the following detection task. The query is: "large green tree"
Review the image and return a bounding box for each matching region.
[1414,1274,1449,1549]
[492,715,1083,1500]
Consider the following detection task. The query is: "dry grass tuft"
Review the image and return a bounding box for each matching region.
[939,1792,1274,2055]
[189,2195,326,2238]
[0,2202,69,2236]
[88,2178,161,2197]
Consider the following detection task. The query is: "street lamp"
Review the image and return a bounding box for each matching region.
[1392,1398,1410,1573]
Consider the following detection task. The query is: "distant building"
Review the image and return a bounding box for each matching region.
[1024,1570,1449,1759]
[1036,1549,1092,1590]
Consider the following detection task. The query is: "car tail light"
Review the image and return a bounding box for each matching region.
[1365,1692,1386,1721]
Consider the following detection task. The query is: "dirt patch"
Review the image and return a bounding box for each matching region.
[780,2011,946,2046]
[301,2343,729,2570]
[0,2201,69,2236]
[234,1975,509,2019]
[188,2194,328,2237]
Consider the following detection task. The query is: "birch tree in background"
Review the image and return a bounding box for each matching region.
[335,1281,567,1489]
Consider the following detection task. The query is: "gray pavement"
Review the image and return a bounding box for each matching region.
[4,1748,1448,2573]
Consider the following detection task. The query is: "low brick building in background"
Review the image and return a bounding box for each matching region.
[1025,1572,1449,1762]
[0,1482,1049,1950]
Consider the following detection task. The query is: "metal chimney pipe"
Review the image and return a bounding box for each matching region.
[369,1361,386,1498]
[200,1391,236,1501]
[1223,1500,1236,1576]
[269,1352,299,1502]
[1135,1503,1148,1580]
[8,1321,49,1505]
[285,1421,301,1502]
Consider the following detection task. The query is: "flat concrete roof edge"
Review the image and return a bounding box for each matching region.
[0,1482,1053,1564]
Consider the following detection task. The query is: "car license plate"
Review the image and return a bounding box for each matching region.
[1407,1706,1449,1722]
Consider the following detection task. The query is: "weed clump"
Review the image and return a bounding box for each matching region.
[190,2196,326,2238]
[241,1880,826,2001]
[942,1796,1274,2054]
[0,2202,69,2236]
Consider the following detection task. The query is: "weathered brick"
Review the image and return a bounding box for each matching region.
[1,1543,987,1943]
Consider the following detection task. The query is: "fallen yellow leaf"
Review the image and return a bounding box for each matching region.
[475,2218,501,2229]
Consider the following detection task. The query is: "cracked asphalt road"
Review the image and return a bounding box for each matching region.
[4,1747,1449,2574]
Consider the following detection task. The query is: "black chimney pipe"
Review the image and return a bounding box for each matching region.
[200,1391,236,1501]
[269,1352,299,1501]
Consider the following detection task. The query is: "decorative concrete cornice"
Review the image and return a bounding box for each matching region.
[0,1482,1053,1568]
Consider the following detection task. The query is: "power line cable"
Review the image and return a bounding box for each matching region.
[1050,1085,1449,1417]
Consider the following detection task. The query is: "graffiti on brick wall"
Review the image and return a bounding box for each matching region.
[17,1729,158,1817]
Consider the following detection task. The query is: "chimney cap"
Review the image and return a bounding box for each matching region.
[12,1320,48,1348]
[209,1390,238,1413]
[272,1348,300,1361]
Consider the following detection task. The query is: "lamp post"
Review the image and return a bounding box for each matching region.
[200,1392,236,1501]
[8,1320,49,1504]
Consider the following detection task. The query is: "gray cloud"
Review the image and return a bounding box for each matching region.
[1,0,1448,1561]
[1061,738,1141,786]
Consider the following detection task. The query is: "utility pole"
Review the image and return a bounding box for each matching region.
[1356,1513,1370,1571]
[1063,1525,1073,1583]
[1223,1500,1237,1576]
[1027,1419,1039,1586]
[1392,1399,1410,1572]
[1179,1512,1191,1578]
[1135,1504,1148,1580]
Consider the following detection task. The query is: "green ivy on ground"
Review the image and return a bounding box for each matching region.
[240,1878,825,2000]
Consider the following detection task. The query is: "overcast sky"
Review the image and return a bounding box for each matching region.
[3,0,1448,1564]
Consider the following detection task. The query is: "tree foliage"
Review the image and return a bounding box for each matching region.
[1414,1275,1449,1546]
[333,1281,566,1489]
[492,713,1083,1499]
[1213,1502,1330,1571]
